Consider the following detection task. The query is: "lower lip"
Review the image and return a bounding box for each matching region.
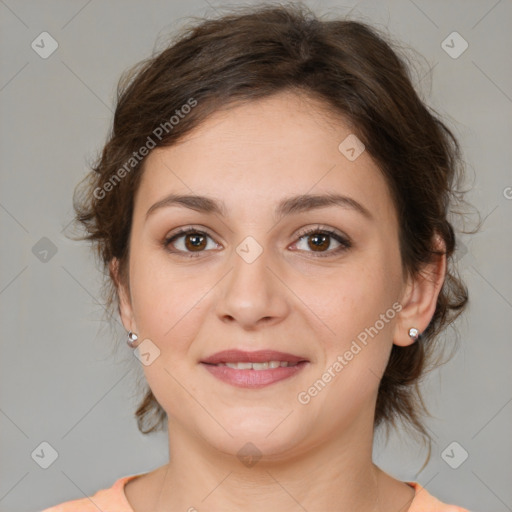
[201,361,309,388]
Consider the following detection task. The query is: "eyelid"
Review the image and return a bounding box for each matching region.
[164,225,219,244]
[295,224,350,242]
[164,225,221,251]
[291,225,352,257]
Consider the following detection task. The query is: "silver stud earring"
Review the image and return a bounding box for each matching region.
[127,331,139,348]
[408,327,419,340]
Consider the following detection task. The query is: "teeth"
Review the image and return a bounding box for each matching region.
[226,362,252,369]
[216,360,297,370]
[252,362,269,370]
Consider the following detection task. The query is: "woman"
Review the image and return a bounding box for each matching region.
[43,3,472,511]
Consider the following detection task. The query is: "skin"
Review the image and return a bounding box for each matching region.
[111,91,446,512]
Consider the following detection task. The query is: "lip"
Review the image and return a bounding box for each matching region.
[201,349,308,365]
[200,349,310,389]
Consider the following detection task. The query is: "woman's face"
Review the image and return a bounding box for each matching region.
[116,91,415,458]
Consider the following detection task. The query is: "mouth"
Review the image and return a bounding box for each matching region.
[204,360,301,369]
[200,349,310,388]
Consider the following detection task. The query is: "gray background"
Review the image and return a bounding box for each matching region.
[1,0,511,511]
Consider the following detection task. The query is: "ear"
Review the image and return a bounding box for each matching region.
[109,257,137,333]
[393,234,447,347]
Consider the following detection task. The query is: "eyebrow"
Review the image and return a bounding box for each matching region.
[145,192,373,222]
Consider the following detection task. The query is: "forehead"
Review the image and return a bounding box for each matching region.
[135,91,396,225]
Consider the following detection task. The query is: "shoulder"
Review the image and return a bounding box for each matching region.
[40,474,141,512]
[406,481,472,512]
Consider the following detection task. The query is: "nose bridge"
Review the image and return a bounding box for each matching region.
[217,234,287,327]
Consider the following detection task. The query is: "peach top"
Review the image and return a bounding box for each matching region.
[41,473,471,511]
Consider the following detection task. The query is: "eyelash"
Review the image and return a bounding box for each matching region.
[163,225,352,259]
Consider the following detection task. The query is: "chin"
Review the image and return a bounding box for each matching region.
[213,435,301,464]
[206,416,306,458]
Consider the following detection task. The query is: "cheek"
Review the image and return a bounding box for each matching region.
[129,256,209,411]
[129,251,204,351]
[305,250,400,349]
[301,261,400,421]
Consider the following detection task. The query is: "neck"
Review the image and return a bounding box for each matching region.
[151,415,383,512]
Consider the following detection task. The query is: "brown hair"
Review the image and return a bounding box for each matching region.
[69,2,475,456]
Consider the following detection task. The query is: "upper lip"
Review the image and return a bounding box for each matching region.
[201,349,309,365]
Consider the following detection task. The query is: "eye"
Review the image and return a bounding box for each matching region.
[164,227,220,257]
[290,225,351,257]
[163,225,351,258]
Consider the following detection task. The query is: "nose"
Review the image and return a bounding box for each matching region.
[215,244,290,330]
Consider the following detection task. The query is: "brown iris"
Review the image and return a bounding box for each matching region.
[184,232,207,251]
[307,233,330,252]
